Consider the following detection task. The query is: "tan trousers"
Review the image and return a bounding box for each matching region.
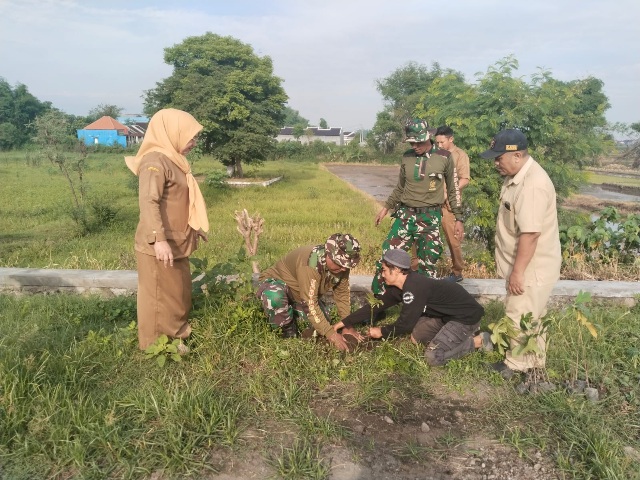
[136,251,192,350]
[504,282,556,371]
[441,204,464,276]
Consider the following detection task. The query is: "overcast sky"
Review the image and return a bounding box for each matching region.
[1,0,639,131]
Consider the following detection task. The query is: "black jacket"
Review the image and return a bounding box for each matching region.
[342,272,484,338]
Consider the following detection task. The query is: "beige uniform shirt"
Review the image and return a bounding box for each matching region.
[134,152,198,259]
[259,246,351,336]
[495,157,561,286]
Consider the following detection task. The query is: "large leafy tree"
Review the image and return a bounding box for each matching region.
[144,33,288,177]
[373,56,611,248]
[87,104,124,122]
[282,106,309,127]
[366,111,403,154]
[368,62,463,155]
[0,78,51,150]
[414,56,610,247]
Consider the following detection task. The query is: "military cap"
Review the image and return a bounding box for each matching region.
[405,118,436,143]
[325,233,361,269]
[383,249,411,270]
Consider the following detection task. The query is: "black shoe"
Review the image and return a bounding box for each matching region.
[280,320,299,338]
[489,361,516,380]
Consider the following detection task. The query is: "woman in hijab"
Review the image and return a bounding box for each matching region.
[125,108,209,352]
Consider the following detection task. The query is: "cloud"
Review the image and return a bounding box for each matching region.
[0,0,638,128]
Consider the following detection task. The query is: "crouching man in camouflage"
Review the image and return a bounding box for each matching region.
[334,249,491,366]
[256,233,361,352]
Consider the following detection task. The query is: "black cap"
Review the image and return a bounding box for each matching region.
[480,129,528,159]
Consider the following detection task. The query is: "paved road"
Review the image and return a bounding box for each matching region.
[326,163,640,204]
[325,164,398,203]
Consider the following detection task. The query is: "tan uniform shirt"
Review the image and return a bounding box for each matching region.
[444,145,470,206]
[134,152,198,259]
[259,246,351,336]
[495,157,561,286]
[450,145,470,183]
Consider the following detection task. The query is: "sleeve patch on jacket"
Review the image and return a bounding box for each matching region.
[403,292,415,304]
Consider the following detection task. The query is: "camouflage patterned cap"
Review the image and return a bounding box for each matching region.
[325,233,361,269]
[404,118,435,143]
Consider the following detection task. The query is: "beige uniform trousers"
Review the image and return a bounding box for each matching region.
[441,203,464,276]
[136,251,192,350]
[504,282,555,371]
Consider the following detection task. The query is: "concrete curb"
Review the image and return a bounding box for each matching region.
[0,268,637,306]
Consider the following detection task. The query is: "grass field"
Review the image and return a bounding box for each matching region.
[0,151,388,274]
[585,171,640,188]
[1,150,639,478]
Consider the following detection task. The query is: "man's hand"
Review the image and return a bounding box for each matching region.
[454,220,464,241]
[368,327,383,339]
[153,240,173,267]
[375,207,389,226]
[333,321,345,332]
[507,271,525,295]
[327,332,350,352]
[341,326,364,342]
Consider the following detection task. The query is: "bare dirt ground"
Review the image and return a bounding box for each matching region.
[207,382,559,480]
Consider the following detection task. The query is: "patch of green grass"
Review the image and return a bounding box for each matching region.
[585,171,640,187]
[1,292,639,477]
[0,151,387,272]
[2,149,639,478]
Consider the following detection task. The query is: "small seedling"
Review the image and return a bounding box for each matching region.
[144,335,183,367]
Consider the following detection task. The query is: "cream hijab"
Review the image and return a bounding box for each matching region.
[125,108,209,232]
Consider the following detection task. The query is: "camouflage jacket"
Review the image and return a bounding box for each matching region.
[259,245,351,336]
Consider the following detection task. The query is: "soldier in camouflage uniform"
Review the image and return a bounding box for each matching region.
[372,119,464,295]
[256,233,361,352]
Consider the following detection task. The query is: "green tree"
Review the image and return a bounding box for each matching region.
[625,122,640,168]
[32,110,87,214]
[367,111,403,154]
[382,56,610,248]
[282,106,308,127]
[376,61,464,122]
[319,118,328,128]
[87,104,123,122]
[143,33,288,177]
[0,78,51,149]
[292,124,306,140]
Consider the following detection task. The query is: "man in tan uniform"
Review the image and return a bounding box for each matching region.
[480,129,561,378]
[435,126,470,282]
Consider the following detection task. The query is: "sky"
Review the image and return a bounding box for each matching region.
[1,0,639,132]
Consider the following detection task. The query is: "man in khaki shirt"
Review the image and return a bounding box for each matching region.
[435,126,470,282]
[480,129,561,377]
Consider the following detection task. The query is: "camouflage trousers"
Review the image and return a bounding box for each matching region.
[256,278,309,329]
[371,207,443,295]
